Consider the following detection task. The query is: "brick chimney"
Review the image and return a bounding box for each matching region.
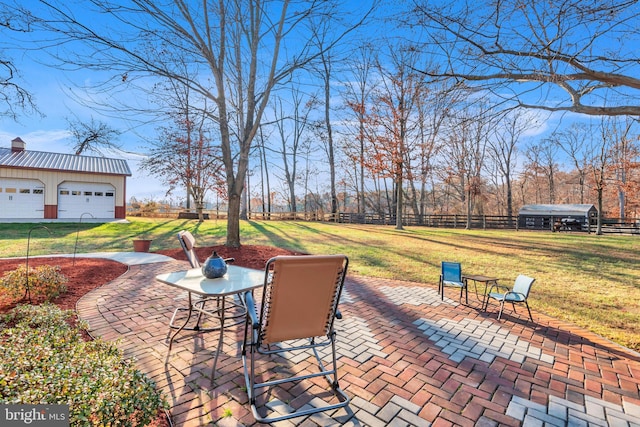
[11,137,25,152]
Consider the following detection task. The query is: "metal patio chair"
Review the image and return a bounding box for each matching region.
[438,261,468,303]
[241,255,350,423]
[484,274,536,322]
[170,230,241,331]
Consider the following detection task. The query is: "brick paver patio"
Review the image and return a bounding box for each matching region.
[76,256,640,426]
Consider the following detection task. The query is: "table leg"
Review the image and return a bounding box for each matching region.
[481,280,497,311]
[469,279,480,299]
[211,297,226,385]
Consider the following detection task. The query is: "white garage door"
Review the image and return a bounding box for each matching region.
[0,178,45,219]
[58,182,116,219]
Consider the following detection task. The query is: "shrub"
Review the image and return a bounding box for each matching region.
[0,264,68,301]
[0,304,167,426]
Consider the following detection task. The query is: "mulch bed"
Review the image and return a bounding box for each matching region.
[0,245,301,314]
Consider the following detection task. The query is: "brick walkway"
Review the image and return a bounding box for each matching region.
[76,257,640,426]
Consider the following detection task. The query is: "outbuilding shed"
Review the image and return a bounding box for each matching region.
[0,137,132,221]
[518,204,598,231]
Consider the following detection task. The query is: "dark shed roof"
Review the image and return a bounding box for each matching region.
[518,204,597,217]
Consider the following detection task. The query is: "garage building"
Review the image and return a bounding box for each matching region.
[0,137,132,221]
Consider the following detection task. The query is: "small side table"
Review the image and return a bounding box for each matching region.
[462,274,499,309]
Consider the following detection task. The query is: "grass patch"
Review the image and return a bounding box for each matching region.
[0,218,638,351]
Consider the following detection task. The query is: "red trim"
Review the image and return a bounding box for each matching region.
[44,205,57,219]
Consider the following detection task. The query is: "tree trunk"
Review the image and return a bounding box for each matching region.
[596,187,604,236]
[227,193,242,247]
[395,173,404,230]
[506,179,513,227]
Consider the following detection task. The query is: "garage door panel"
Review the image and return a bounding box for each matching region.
[58,182,115,219]
[0,179,44,219]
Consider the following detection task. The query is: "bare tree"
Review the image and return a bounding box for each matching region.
[342,44,377,214]
[488,111,529,223]
[550,124,591,204]
[362,44,426,229]
[609,118,640,219]
[310,29,340,216]
[256,126,273,218]
[439,106,493,228]
[0,6,37,119]
[525,140,559,205]
[272,87,315,213]
[590,118,620,234]
[27,0,373,247]
[411,0,640,116]
[68,117,121,155]
[522,144,544,205]
[413,80,459,219]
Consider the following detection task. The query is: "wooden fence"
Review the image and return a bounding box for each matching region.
[127,207,640,234]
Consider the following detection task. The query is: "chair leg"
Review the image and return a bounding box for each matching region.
[497,299,506,320]
[525,301,533,322]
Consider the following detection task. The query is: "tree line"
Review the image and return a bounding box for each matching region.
[2,1,640,243]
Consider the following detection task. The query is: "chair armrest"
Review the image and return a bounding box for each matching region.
[504,291,527,301]
[243,291,260,329]
[487,283,509,294]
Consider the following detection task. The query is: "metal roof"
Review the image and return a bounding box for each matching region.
[0,148,132,176]
[519,204,597,216]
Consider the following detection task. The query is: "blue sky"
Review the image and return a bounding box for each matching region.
[0,0,604,205]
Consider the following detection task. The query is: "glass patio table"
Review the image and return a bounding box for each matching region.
[156,265,264,382]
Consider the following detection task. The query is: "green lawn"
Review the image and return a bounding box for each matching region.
[1,218,638,352]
